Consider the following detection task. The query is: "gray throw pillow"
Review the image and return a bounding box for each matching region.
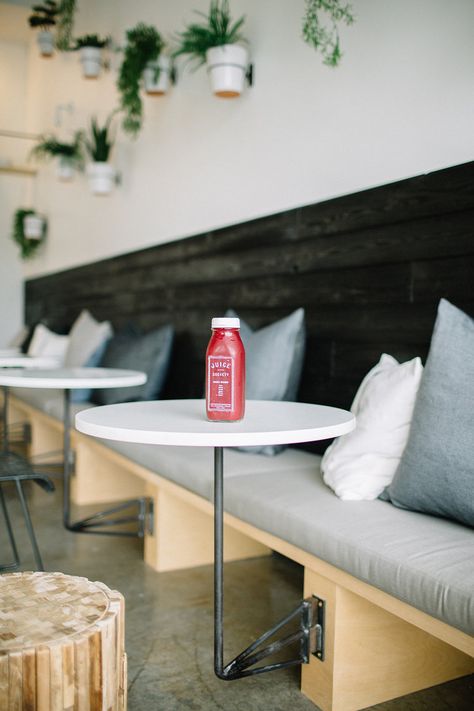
[92,325,174,405]
[382,299,474,527]
[226,308,306,455]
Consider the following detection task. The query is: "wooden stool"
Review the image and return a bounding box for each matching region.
[0,571,127,710]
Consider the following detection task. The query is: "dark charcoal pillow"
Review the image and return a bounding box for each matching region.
[92,324,174,405]
[382,300,474,527]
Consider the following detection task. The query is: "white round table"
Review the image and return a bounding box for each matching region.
[0,355,61,369]
[76,399,355,680]
[0,368,146,535]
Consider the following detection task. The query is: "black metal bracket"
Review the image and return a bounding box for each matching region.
[216,595,325,680]
[66,496,154,538]
[246,63,254,87]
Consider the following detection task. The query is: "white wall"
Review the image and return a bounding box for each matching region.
[5,0,474,281]
[0,5,30,345]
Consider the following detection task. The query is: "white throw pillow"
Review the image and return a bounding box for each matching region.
[321,354,423,500]
[64,310,113,367]
[27,323,69,364]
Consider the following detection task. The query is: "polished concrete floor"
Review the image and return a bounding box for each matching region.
[1,480,473,711]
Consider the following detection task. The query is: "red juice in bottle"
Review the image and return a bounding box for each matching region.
[206,317,245,421]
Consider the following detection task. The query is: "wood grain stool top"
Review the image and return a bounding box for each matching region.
[0,571,126,711]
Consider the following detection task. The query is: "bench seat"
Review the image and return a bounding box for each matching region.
[224,466,474,636]
[10,387,474,635]
[7,389,474,711]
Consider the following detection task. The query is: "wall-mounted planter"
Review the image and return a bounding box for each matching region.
[144,56,171,95]
[206,44,248,97]
[37,30,54,57]
[23,214,45,239]
[56,156,75,181]
[80,46,102,78]
[87,162,115,195]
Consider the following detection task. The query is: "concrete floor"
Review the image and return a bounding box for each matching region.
[1,480,473,711]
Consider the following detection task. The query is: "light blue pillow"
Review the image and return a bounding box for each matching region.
[70,337,110,403]
[226,308,306,455]
[383,300,474,527]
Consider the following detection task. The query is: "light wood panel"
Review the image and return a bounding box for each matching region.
[144,481,270,572]
[301,568,474,711]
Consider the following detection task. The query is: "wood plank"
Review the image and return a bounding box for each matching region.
[8,651,22,711]
[22,648,36,711]
[301,568,474,711]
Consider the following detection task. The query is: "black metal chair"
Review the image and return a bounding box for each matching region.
[0,451,55,572]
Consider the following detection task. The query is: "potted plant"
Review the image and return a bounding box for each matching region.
[174,0,248,98]
[13,209,47,259]
[30,131,84,180]
[302,0,355,67]
[84,114,116,195]
[28,1,59,57]
[117,23,166,137]
[73,34,109,78]
[143,54,172,96]
[56,0,76,51]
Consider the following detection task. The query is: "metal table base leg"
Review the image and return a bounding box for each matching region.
[213,446,325,680]
[62,389,152,538]
[0,484,20,572]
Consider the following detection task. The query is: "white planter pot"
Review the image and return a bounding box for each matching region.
[87,162,115,195]
[37,30,54,58]
[143,56,171,95]
[206,44,248,97]
[80,46,102,78]
[57,156,75,181]
[23,215,44,239]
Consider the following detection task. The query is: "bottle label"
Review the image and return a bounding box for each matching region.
[207,356,234,411]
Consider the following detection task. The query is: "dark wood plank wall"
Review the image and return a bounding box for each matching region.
[25,161,474,418]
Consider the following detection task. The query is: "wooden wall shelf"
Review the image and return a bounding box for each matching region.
[0,165,37,177]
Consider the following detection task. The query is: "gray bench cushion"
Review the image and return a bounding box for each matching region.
[100,439,319,501]
[10,388,91,421]
[224,465,474,635]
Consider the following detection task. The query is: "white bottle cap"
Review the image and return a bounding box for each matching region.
[211,317,240,329]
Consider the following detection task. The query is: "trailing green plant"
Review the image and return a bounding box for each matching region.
[173,0,246,69]
[30,131,84,167]
[56,0,76,50]
[302,0,354,67]
[12,209,46,260]
[117,23,164,137]
[84,114,116,162]
[28,0,59,30]
[73,33,109,50]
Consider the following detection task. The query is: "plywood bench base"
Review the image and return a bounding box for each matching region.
[301,568,473,711]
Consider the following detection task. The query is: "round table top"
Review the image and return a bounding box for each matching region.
[0,355,61,369]
[75,399,355,448]
[0,367,147,389]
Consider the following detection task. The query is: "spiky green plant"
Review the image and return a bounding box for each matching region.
[12,209,46,260]
[117,23,164,137]
[30,131,84,167]
[84,114,116,162]
[173,0,246,69]
[28,0,59,30]
[56,0,76,50]
[302,0,354,67]
[73,33,109,49]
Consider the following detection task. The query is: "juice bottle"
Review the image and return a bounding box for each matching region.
[206,317,245,421]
